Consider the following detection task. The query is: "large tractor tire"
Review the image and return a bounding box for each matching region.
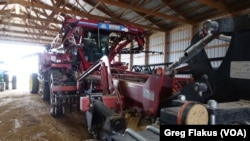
[42,82,50,100]
[49,69,64,117]
[12,75,17,89]
[30,73,39,94]
[50,93,64,117]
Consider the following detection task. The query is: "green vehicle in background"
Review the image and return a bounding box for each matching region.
[0,61,17,91]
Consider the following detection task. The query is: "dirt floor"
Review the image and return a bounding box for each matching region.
[0,89,96,141]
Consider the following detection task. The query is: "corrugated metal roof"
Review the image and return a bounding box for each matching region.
[142,0,163,10]
[0,0,250,44]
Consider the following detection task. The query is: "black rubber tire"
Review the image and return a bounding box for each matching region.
[3,73,9,90]
[49,69,64,117]
[42,82,50,100]
[30,73,39,94]
[12,75,17,89]
[50,94,64,117]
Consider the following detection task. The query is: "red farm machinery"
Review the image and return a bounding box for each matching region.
[38,16,146,117]
[38,16,174,140]
[37,14,250,141]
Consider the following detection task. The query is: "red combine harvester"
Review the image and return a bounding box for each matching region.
[38,16,146,116]
[38,15,184,140]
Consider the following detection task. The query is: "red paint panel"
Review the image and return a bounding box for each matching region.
[102,95,124,109]
[80,97,90,112]
[113,74,173,117]
[52,86,77,92]
[80,95,124,112]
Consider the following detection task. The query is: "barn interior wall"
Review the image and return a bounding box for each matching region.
[120,14,239,72]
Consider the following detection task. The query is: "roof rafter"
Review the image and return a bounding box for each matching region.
[0,10,61,25]
[1,0,249,45]
[0,28,55,38]
[98,0,190,24]
[0,21,59,33]
[5,0,164,31]
[80,0,114,18]
[198,0,231,13]
[162,0,190,22]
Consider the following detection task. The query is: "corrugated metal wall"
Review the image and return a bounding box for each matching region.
[169,25,192,63]
[193,16,230,68]
[119,33,165,70]
[120,54,131,69]
[133,52,145,65]
[148,32,165,67]
[119,43,131,70]
[119,40,145,71]
[119,15,231,72]
[204,38,229,68]
[169,21,229,69]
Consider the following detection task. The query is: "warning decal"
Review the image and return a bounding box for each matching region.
[230,61,250,79]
